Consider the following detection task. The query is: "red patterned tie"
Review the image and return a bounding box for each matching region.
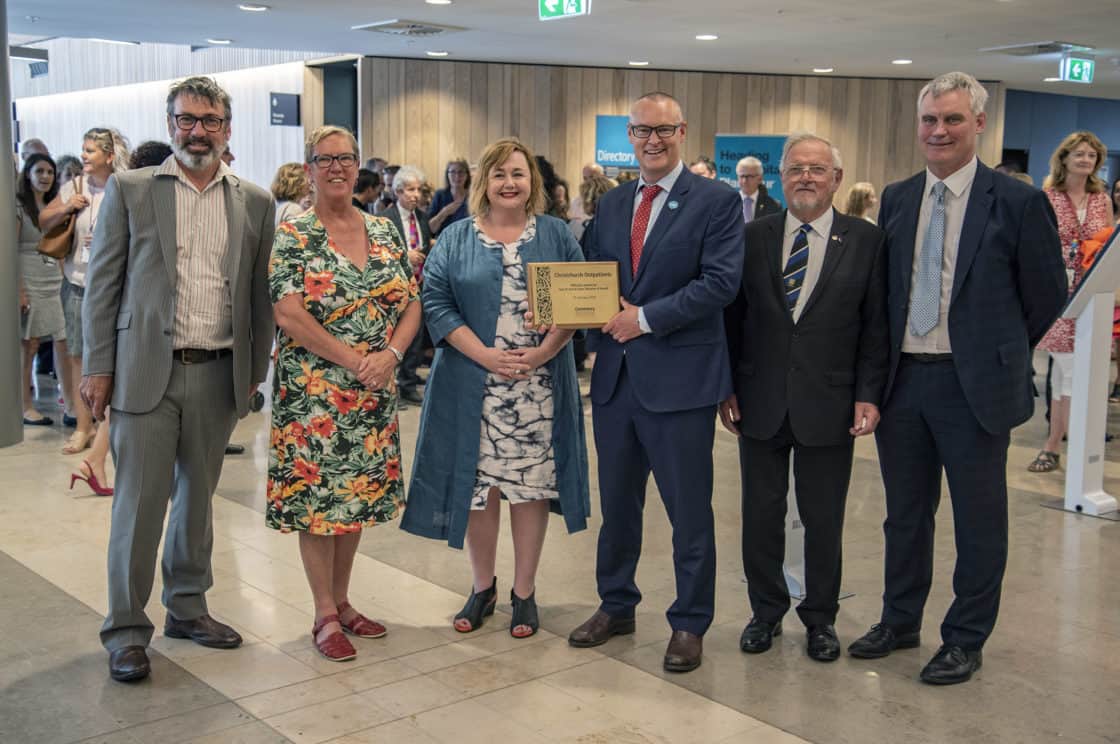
[408,211,420,252]
[630,184,662,275]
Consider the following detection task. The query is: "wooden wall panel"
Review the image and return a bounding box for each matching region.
[356,57,1006,202]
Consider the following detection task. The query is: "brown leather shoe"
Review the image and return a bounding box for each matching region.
[165,614,243,649]
[664,630,702,672]
[109,645,150,682]
[568,610,636,648]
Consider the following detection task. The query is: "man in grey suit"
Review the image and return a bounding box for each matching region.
[81,76,275,682]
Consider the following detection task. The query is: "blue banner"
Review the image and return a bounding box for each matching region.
[714,134,787,207]
[595,115,637,169]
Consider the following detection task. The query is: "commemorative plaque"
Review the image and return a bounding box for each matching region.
[527,261,620,329]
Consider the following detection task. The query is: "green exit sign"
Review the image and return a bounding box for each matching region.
[539,0,591,20]
[1061,56,1095,84]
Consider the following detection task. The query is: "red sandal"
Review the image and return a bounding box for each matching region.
[338,601,388,639]
[312,614,357,661]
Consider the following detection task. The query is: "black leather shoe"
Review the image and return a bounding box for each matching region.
[664,630,702,672]
[399,388,424,404]
[225,444,245,455]
[847,623,921,659]
[806,624,840,662]
[568,610,636,648]
[739,618,782,654]
[165,614,243,649]
[920,645,982,685]
[109,646,150,682]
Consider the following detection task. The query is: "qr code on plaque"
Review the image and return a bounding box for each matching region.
[534,266,553,324]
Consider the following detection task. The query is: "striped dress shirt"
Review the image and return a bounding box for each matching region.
[156,157,233,350]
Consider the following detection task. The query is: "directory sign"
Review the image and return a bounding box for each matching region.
[595,115,637,170]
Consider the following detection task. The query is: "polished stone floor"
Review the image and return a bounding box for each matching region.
[2,355,1118,744]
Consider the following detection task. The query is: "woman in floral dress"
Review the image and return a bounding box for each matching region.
[1030,131,1114,472]
[269,125,421,661]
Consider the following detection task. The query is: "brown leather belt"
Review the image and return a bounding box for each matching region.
[901,352,953,363]
[173,348,232,364]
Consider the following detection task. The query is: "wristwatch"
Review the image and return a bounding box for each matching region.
[387,345,404,362]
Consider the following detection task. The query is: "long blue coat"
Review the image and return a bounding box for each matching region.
[402,215,591,548]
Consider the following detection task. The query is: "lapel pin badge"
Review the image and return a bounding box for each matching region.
[668,200,679,210]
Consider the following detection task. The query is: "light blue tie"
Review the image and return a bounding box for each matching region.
[909,182,947,336]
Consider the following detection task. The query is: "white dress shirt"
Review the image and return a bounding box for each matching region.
[632,160,685,333]
[902,156,978,353]
[782,208,834,324]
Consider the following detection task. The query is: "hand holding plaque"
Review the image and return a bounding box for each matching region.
[527,261,620,329]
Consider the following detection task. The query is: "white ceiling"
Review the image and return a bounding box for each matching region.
[10,0,1120,99]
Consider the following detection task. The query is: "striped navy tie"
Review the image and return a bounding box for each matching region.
[783,224,812,312]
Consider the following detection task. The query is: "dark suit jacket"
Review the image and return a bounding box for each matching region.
[382,205,433,254]
[879,161,1067,434]
[586,167,744,412]
[753,184,782,220]
[725,209,888,447]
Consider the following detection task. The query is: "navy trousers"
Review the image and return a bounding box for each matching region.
[592,363,717,636]
[875,357,1010,650]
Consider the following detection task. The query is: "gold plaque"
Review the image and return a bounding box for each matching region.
[527,261,620,329]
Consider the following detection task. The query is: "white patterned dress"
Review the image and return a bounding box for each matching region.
[472,216,559,509]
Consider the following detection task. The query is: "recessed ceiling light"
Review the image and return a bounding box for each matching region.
[88,38,140,46]
[695,34,718,41]
[238,3,269,10]
[25,15,40,22]
[426,0,454,4]
[813,67,834,73]
[206,38,233,45]
[892,59,913,65]
[426,50,449,57]
[1044,77,1061,82]
[629,60,649,66]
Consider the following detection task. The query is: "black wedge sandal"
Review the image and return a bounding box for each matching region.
[454,576,497,633]
[510,589,539,639]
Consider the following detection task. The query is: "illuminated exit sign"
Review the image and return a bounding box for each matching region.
[1061,56,1095,84]
[539,0,590,20]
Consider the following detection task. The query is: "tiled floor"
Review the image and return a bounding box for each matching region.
[2,356,1118,744]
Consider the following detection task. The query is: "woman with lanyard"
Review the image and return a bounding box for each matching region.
[39,127,131,494]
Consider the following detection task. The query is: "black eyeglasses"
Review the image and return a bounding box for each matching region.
[629,124,682,140]
[174,114,226,132]
[309,153,360,168]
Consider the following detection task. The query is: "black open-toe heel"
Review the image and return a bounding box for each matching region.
[454,577,497,633]
[510,589,539,638]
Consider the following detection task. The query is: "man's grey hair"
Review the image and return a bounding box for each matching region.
[393,165,426,193]
[779,132,843,172]
[167,76,233,122]
[917,71,988,117]
[631,91,683,122]
[736,156,763,175]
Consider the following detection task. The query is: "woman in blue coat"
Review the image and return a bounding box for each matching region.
[403,137,590,639]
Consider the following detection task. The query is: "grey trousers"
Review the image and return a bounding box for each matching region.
[100,355,237,651]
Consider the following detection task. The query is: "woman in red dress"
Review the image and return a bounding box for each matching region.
[1030,131,1114,472]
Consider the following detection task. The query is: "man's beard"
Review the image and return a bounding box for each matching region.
[172,138,220,171]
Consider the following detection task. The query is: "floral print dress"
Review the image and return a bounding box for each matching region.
[267,210,419,534]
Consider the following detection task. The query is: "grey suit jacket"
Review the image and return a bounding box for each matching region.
[83,164,275,417]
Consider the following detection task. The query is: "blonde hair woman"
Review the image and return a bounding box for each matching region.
[1031,131,1114,472]
[270,162,311,226]
[39,127,130,493]
[844,182,878,222]
[404,137,590,639]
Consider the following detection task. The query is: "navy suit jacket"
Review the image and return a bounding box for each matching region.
[879,161,1067,434]
[586,167,744,412]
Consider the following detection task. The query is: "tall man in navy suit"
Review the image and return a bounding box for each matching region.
[568,92,744,672]
[847,72,1066,684]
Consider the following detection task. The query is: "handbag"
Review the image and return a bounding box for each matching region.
[37,176,83,260]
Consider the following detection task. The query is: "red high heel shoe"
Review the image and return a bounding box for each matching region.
[70,460,113,497]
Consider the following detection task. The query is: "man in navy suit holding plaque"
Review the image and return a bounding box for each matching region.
[568,92,744,672]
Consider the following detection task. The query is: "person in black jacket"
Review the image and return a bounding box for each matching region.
[721,132,888,663]
[736,156,781,222]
